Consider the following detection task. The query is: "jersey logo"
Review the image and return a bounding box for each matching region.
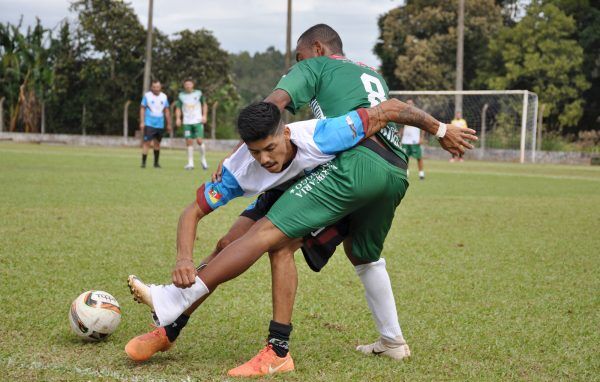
[208,187,223,204]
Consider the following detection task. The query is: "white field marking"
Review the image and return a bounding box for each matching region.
[431,169,600,182]
[1,356,195,382]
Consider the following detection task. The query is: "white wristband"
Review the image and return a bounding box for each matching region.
[435,122,447,139]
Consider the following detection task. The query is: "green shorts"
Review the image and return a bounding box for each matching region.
[402,143,422,159]
[183,123,204,139]
[267,145,409,262]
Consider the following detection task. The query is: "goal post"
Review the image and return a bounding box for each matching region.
[388,90,539,163]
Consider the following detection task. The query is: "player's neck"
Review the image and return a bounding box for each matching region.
[281,141,298,171]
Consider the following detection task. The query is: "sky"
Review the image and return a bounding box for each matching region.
[0,0,404,68]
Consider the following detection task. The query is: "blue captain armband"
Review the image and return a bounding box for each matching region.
[312,108,370,155]
[196,167,244,214]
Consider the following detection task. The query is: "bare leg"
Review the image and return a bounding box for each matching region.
[197,217,290,291]
[417,158,424,172]
[269,239,301,324]
[183,216,256,316]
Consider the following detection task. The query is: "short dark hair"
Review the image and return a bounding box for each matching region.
[151,79,161,85]
[297,24,343,54]
[183,78,194,85]
[237,102,282,142]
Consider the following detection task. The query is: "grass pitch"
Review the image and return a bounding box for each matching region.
[0,142,599,381]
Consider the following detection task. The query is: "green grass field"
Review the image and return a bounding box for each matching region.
[1,142,599,381]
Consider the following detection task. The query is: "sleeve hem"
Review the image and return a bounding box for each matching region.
[196,184,213,214]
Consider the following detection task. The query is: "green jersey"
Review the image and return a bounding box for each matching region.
[275,55,407,163]
[175,90,205,125]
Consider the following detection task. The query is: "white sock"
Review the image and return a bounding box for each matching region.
[406,169,410,176]
[355,258,403,341]
[149,276,209,326]
[187,146,194,166]
[199,143,206,163]
[419,170,425,178]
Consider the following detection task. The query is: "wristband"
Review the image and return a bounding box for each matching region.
[435,122,447,139]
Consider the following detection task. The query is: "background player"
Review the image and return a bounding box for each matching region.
[400,99,426,179]
[140,80,171,168]
[175,78,208,170]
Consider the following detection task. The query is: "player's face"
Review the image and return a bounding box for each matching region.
[183,81,194,92]
[151,82,162,95]
[246,127,293,173]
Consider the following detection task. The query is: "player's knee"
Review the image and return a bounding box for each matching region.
[215,235,234,254]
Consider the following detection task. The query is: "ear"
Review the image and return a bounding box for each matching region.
[283,126,291,140]
[313,41,326,56]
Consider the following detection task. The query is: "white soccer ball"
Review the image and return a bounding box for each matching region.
[69,290,121,341]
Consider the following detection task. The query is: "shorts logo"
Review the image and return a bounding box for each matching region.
[208,187,223,204]
[289,162,337,198]
[346,116,357,138]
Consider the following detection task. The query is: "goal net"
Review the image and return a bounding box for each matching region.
[388,90,539,163]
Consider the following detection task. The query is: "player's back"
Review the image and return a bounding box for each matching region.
[311,55,388,118]
[277,55,406,162]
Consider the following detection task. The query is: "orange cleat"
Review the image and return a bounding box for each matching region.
[227,345,294,377]
[125,326,173,362]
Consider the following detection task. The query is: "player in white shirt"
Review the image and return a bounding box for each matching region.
[175,79,208,170]
[400,99,426,180]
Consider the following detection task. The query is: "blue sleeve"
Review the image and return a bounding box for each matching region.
[312,110,369,155]
[196,166,244,213]
[141,96,147,107]
[164,98,170,108]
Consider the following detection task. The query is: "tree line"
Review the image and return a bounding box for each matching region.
[0,0,598,141]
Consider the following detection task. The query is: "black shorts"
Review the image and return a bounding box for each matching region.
[239,188,348,273]
[240,189,284,221]
[143,126,164,142]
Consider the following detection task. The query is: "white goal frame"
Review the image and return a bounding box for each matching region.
[389,90,539,163]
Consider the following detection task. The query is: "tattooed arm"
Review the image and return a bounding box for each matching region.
[364,99,478,155]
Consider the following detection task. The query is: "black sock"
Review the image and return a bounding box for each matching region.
[142,154,147,165]
[267,320,292,357]
[153,150,160,165]
[164,314,189,342]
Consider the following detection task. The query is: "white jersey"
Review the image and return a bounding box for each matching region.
[177,90,204,124]
[197,109,370,212]
[225,120,334,197]
[401,125,421,145]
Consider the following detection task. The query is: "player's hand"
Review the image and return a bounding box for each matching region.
[139,123,144,131]
[175,118,181,128]
[211,159,225,182]
[201,116,207,124]
[167,124,173,134]
[172,259,197,288]
[439,124,477,155]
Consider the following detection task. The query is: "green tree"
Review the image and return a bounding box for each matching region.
[485,1,590,131]
[374,0,502,90]
[0,19,54,132]
[70,0,146,134]
[548,0,600,132]
[230,47,286,104]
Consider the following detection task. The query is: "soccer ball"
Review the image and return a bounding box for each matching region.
[69,290,121,341]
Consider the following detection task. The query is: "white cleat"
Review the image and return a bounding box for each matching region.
[356,336,411,361]
[184,164,194,170]
[201,158,208,170]
[127,275,154,310]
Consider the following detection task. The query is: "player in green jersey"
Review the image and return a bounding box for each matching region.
[175,78,208,170]
[125,25,476,376]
